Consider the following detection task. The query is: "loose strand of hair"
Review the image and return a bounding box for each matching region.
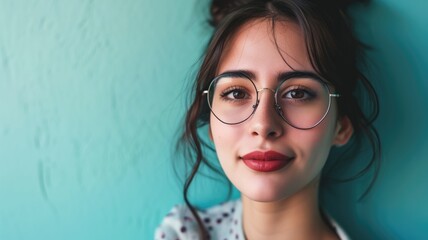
[182,120,209,239]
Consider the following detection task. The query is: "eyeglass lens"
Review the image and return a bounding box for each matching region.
[207,75,332,129]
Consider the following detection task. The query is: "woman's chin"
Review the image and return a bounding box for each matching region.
[239,185,295,203]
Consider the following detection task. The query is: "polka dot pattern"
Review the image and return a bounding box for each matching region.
[154,199,350,240]
[154,200,244,240]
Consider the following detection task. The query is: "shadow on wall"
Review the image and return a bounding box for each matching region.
[323,1,428,239]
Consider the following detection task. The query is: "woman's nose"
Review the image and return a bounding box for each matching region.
[248,88,284,138]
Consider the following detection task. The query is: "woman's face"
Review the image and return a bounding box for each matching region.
[209,19,352,202]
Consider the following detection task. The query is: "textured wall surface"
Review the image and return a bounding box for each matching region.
[0,0,214,239]
[0,0,427,239]
[335,0,428,239]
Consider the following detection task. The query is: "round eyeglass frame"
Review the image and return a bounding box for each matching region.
[202,71,340,130]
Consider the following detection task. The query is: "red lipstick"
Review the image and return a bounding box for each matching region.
[241,151,293,172]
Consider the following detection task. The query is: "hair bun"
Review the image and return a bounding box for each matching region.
[210,0,253,27]
[209,0,370,27]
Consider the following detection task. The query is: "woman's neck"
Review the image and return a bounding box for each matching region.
[241,179,339,240]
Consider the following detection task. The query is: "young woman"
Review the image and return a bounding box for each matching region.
[156,0,380,239]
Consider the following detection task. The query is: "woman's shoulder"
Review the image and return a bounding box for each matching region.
[154,199,244,240]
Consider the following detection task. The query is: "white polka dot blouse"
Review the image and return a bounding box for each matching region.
[155,199,350,240]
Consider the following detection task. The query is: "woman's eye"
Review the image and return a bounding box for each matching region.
[221,88,250,100]
[230,90,247,99]
[284,89,309,99]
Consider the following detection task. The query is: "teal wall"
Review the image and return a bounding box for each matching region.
[0,0,426,239]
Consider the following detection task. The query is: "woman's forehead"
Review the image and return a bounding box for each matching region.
[217,19,313,76]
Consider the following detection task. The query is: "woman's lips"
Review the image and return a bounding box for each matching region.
[241,151,293,172]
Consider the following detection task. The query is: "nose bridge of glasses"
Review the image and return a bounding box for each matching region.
[254,87,281,114]
[256,87,276,98]
[256,87,278,105]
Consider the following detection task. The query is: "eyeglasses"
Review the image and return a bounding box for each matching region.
[202,71,340,130]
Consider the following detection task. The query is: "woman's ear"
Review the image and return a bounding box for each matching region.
[333,116,353,147]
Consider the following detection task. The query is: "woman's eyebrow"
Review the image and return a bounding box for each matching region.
[218,70,256,79]
[219,69,317,82]
[276,70,318,81]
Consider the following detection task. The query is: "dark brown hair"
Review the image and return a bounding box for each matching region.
[177,0,380,238]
